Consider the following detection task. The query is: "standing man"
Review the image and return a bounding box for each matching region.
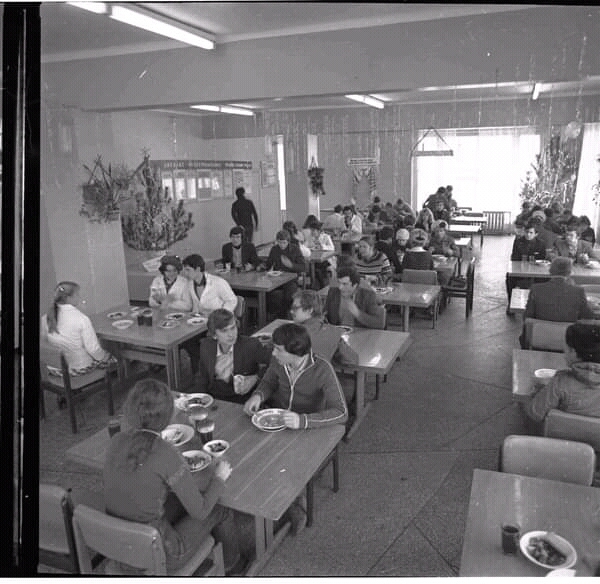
[231,187,259,243]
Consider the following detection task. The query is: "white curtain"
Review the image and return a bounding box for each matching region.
[572,122,600,233]
[412,127,540,214]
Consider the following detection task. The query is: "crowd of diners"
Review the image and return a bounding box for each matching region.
[506,199,600,444]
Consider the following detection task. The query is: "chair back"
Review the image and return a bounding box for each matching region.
[73,504,167,574]
[544,409,600,453]
[580,284,600,295]
[39,340,65,386]
[402,269,438,285]
[39,484,79,573]
[500,435,596,486]
[234,295,245,320]
[525,318,569,352]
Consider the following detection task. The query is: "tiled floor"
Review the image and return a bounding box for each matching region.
[39,234,526,576]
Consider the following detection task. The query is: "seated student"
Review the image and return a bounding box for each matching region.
[306,219,336,287]
[103,379,246,575]
[322,204,346,232]
[290,290,343,361]
[550,220,599,263]
[301,214,320,247]
[578,215,596,246]
[383,202,400,224]
[243,323,348,535]
[324,266,385,329]
[182,254,237,314]
[423,187,448,211]
[444,185,458,212]
[149,255,192,310]
[543,207,563,235]
[401,228,434,271]
[525,322,600,423]
[428,220,458,257]
[366,204,388,226]
[342,205,363,237]
[534,214,560,251]
[392,227,411,265]
[431,200,450,223]
[518,257,594,348]
[375,226,402,274]
[415,207,434,233]
[263,230,306,318]
[282,220,311,259]
[221,226,259,271]
[195,309,271,404]
[354,236,392,284]
[515,200,532,224]
[41,281,115,375]
[510,220,546,261]
[393,196,416,222]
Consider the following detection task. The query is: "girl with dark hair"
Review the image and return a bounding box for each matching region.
[579,215,596,246]
[103,379,245,575]
[40,281,114,374]
[149,255,192,310]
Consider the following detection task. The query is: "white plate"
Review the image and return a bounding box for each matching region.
[129,306,142,313]
[536,260,551,265]
[112,319,133,329]
[336,325,353,334]
[161,424,194,447]
[267,270,282,277]
[187,316,207,325]
[202,439,230,457]
[174,393,214,410]
[585,260,600,269]
[166,312,185,320]
[107,311,126,319]
[252,408,287,432]
[159,320,180,329]
[520,531,577,570]
[374,287,392,294]
[182,450,212,472]
[216,268,229,273]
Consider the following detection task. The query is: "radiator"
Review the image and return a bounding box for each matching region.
[483,211,511,234]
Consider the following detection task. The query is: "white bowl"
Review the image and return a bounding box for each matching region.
[534,368,557,385]
[112,319,133,330]
[182,450,212,472]
[202,439,230,457]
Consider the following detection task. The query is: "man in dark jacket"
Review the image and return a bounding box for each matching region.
[375,226,402,274]
[231,187,259,242]
[510,220,546,261]
[221,226,259,270]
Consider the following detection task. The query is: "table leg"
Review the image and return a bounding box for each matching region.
[344,371,371,441]
[480,228,484,247]
[257,291,267,329]
[309,262,316,289]
[246,516,290,577]
[403,305,410,332]
[170,346,181,390]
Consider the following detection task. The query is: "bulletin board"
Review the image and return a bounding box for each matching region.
[151,160,252,201]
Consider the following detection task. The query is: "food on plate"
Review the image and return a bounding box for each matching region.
[182,450,211,472]
[526,536,567,567]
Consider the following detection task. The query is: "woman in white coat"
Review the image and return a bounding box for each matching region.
[149,255,192,311]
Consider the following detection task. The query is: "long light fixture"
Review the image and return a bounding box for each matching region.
[68,2,215,50]
[190,104,254,116]
[345,94,384,109]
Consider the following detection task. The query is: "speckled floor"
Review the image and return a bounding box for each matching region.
[39,234,526,576]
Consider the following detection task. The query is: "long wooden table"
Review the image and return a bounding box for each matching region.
[512,349,567,402]
[447,223,484,247]
[209,269,297,328]
[66,399,345,576]
[89,305,207,391]
[459,469,599,576]
[254,319,411,440]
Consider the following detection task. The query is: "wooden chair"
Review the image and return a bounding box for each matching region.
[499,435,596,486]
[72,504,224,576]
[401,269,440,327]
[522,318,569,352]
[40,340,115,433]
[442,256,475,318]
[306,445,339,528]
[234,295,247,333]
[38,484,79,573]
[543,409,600,454]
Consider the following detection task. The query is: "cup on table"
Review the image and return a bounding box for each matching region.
[529,255,536,263]
[107,416,122,437]
[198,420,215,444]
[501,523,520,554]
[142,309,153,326]
[521,254,528,263]
[137,312,145,326]
[225,262,231,272]
[188,405,209,432]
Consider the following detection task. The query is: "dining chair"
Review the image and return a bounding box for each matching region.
[306,445,339,528]
[72,504,224,576]
[499,435,596,486]
[522,318,569,352]
[38,484,79,573]
[234,295,247,333]
[543,409,600,454]
[442,256,476,318]
[401,269,440,327]
[39,340,115,433]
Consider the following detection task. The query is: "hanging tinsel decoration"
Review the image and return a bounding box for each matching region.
[307,156,325,196]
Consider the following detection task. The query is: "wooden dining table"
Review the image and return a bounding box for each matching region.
[208,269,297,328]
[459,469,600,576]
[65,399,345,576]
[254,319,411,440]
[512,348,567,402]
[89,305,208,391]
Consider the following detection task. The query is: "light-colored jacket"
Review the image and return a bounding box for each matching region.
[188,273,237,313]
[148,275,192,310]
[40,304,111,372]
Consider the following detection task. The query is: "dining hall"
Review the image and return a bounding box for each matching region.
[5,2,600,577]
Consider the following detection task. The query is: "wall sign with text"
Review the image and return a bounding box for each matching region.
[151,160,253,201]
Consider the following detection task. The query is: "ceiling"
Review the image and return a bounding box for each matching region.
[39,3,600,115]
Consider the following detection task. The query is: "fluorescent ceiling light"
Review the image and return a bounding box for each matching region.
[190,104,254,116]
[532,83,541,100]
[66,1,107,14]
[345,94,384,109]
[109,5,215,50]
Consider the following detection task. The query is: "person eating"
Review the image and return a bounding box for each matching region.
[221,226,259,271]
[149,255,192,310]
[195,309,271,404]
[354,236,392,284]
[428,220,458,257]
[549,220,599,264]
